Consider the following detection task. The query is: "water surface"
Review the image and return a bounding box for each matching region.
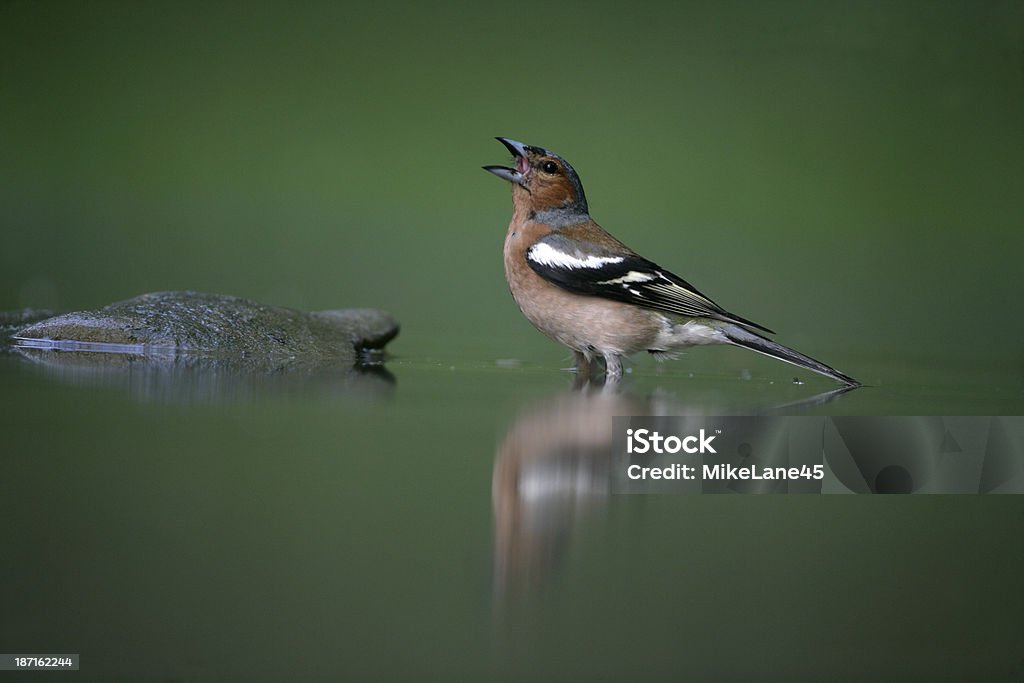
[2,343,1021,681]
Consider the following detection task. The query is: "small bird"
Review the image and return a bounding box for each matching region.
[484,137,859,387]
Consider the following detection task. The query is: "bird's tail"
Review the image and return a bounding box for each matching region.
[722,324,860,387]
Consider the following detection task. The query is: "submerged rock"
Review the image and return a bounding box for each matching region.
[13,347,396,404]
[11,291,399,364]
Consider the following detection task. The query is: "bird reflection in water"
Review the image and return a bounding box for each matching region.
[491,377,856,604]
[492,382,640,603]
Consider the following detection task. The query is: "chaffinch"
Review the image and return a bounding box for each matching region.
[484,137,859,387]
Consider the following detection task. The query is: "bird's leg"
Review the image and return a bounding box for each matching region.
[602,354,623,382]
[572,350,593,379]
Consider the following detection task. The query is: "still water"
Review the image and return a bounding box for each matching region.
[1,340,1021,681]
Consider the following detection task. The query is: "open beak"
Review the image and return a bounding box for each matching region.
[483,137,530,188]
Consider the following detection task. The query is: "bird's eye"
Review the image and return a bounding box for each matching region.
[541,160,558,174]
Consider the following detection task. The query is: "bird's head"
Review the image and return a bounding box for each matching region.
[484,137,589,222]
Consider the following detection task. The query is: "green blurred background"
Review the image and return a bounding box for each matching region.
[3,0,1023,374]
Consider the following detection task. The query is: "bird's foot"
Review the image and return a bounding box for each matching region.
[602,354,623,383]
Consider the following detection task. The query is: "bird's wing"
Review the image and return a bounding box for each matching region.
[526,232,774,335]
